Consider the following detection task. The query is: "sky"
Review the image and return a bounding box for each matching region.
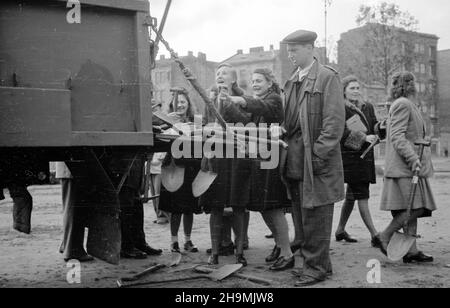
[148,0,450,63]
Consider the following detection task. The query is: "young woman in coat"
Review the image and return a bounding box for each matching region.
[199,63,252,266]
[335,75,384,247]
[377,71,436,263]
[224,68,293,271]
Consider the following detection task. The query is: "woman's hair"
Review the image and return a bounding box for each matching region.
[389,71,417,100]
[341,75,359,99]
[168,87,195,122]
[253,68,281,95]
[216,63,244,96]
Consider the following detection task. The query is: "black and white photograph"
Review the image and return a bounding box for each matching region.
[1,0,450,293]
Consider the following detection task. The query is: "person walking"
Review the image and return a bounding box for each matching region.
[377,71,436,263]
[334,75,384,247]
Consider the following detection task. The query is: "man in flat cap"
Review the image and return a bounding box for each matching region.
[272,29,345,286]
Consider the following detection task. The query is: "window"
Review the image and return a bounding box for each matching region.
[167,71,171,82]
[420,63,426,74]
[415,43,420,53]
[420,44,425,54]
[414,63,420,73]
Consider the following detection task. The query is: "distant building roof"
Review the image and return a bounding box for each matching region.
[222,47,280,65]
[340,23,439,40]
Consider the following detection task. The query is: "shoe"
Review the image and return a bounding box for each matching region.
[265,245,281,263]
[403,251,434,264]
[208,254,219,265]
[371,234,382,248]
[184,241,199,253]
[335,231,358,243]
[270,256,295,271]
[290,242,302,254]
[157,218,169,225]
[120,248,148,259]
[294,275,323,287]
[136,244,163,256]
[236,254,247,267]
[265,234,274,239]
[171,242,181,253]
[64,254,94,263]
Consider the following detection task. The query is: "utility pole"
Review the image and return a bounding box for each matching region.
[324,0,332,64]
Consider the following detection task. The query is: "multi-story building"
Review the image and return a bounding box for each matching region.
[223,44,327,95]
[437,49,450,156]
[338,24,440,154]
[152,51,217,114]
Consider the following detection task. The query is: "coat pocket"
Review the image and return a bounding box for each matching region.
[312,154,329,175]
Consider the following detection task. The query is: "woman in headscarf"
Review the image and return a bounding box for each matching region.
[159,87,202,253]
[224,68,294,271]
[334,75,384,247]
[377,71,436,263]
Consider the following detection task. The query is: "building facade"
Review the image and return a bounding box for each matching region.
[224,44,327,95]
[437,49,450,156]
[152,52,217,114]
[338,24,440,154]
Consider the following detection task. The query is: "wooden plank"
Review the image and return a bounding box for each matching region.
[56,0,149,12]
[135,12,153,133]
[71,132,154,146]
[0,87,72,147]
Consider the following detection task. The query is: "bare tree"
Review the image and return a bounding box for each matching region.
[355,2,419,91]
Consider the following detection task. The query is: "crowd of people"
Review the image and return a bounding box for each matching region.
[1,28,437,287]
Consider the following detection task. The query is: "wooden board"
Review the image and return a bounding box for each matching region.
[0,87,71,147]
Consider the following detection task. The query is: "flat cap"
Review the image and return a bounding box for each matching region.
[282,30,317,45]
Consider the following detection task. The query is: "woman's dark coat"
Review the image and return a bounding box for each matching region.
[200,91,288,212]
[340,101,381,185]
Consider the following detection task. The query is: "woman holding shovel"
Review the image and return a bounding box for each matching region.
[377,71,436,263]
[159,88,202,254]
[222,68,294,271]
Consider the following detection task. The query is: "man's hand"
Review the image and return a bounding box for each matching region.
[270,125,286,139]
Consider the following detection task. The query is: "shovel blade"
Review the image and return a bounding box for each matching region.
[162,162,185,192]
[192,171,217,197]
[387,231,416,261]
[168,252,182,267]
[209,264,243,281]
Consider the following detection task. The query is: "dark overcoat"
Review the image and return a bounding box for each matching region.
[340,102,379,185]
[241,93,291,212]
[199,93,254,211]
[280,60,346,209]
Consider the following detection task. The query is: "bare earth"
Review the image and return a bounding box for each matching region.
[1,159,450,289]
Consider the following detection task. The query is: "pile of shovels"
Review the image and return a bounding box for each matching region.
[117,253,273,288]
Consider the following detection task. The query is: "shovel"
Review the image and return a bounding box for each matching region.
[116,252,182,288]
[117,264,243,288]
[161,158,185,192]
[192,170,217,197]
[194,266,274,286]
[387,139,431,261]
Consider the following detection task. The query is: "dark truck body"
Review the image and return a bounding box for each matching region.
[0,0,162,264]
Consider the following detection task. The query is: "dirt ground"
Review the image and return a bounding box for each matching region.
[1,159,450,288]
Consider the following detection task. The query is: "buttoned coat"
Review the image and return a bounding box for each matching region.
[280,60,345,208]
[384,97,433,179]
